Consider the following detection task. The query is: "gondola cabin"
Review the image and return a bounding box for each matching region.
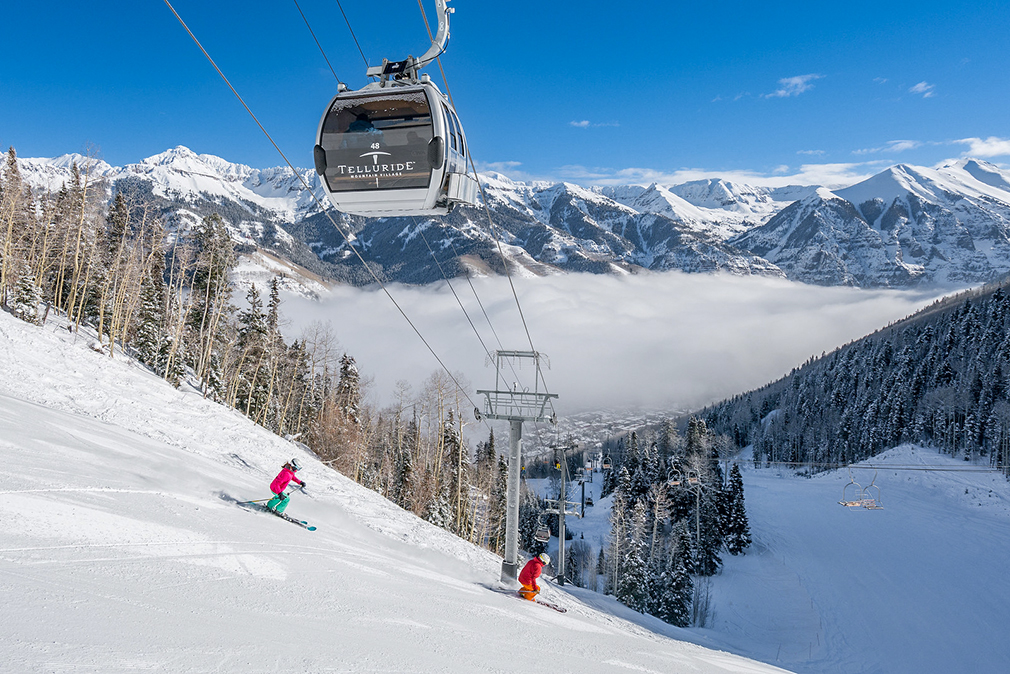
[313,77,478,217]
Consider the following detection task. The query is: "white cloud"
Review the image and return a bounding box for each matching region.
[473,160,549,183]
[953,136,1010,158]
[853,139,923,155]
[557,161,884,189]
[764,74,824,98]
[281,273,946,416]
[570,120,620,128]
[909,81,936,98]
[797,150,826,156]
[873,77,888,84]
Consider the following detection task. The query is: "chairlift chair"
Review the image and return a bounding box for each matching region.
[602,456,613,470]
[534,515,551,543]
[839,467,883,510]
[860,470,884,509]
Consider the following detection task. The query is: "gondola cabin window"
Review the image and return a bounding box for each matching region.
[320,92,434,192]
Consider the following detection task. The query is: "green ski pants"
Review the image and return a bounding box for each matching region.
[266,491,290,513]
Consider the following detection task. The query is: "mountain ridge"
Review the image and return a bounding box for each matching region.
[11,147,1010,289]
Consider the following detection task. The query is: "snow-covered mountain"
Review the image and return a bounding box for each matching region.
[732,159,1010,287]
[14,148,1010,288]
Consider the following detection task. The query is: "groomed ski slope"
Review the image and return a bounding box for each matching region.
[0,311,785,674]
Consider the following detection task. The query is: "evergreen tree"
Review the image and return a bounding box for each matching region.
[9,266,42,324]
[188,213,235,390]
[134,262,165,367]
[615,499,650,612]
[694,492,724,576]
[724,464,752,555]
[489,454,508,554]
[425,480,452,529]
[235,284,269,418]
[655,522,693,627]
[519,488,547,556]
[336,353,361,425]
[442,410,471,537]
[396,413,419,512]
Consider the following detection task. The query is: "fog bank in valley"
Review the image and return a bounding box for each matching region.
[282,272,948,416]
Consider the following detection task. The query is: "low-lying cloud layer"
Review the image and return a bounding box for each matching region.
[282,273,948,417]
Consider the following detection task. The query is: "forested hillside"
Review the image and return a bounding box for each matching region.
[0,146,518,561]
[702,280,1010,475]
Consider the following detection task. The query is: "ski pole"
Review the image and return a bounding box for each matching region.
[237,498,273,505]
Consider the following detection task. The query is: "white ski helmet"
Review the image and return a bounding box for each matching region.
[538,553,550,565]
[291,458,302,471]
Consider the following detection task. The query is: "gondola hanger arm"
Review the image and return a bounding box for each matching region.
[367,0,452,81]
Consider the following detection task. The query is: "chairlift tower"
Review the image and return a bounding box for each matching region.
[544,439,581,586]
[476,350,558,582]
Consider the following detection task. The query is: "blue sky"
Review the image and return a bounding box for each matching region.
[2,0,1008,187]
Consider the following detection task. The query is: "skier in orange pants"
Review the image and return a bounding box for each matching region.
[518,553,550,600]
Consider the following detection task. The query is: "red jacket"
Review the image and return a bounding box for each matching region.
[270,467,304,494]
[519,557,545,589]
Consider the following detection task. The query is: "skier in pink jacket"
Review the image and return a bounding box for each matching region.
[266,459,306,514]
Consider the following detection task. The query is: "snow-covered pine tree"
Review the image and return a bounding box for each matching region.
[655,521,693,627]
[133,262,165,368]
[489,454,508,554]
[566,539,592,588]
[188,212,235,392]
[9,265,42,324]
[336,353,361,426]
[615,465,632,503]
[234,284,269,419]
[519,488,547,556]
[425,479,452,530]
[724,464,751,555]
[615,499,650,613]
[395,413,419,513]
[441,410,472,538]
[156,334,186,388]
[694,492,723,576]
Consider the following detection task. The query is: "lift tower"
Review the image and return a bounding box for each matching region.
[477,351,558,582]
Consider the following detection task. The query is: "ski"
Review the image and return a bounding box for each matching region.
[237,501,316,531]
[270,509,317,531]
[486,587,567,613]
[534,598,567,613]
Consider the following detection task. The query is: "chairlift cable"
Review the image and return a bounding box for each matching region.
[161,0,491,433]
[334,0,371,70]
[414,218,496,363]
[755,459,1001,473]
[415,0,549,394]
[292,0,342,84]
[413,221,530,408]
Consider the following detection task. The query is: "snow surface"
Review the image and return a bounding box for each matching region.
[0,310,786,674]
[528,449,1010,674]
[709,447,1010,674]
